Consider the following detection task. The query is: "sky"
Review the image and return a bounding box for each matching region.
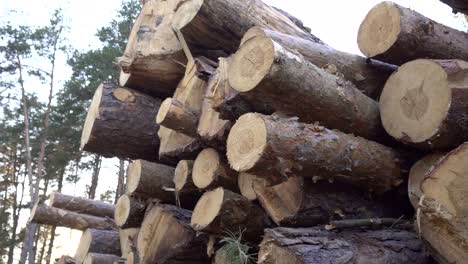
[1,0,466,261]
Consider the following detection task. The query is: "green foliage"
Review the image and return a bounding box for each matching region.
[217,230,255,264]
[99,189,115,203]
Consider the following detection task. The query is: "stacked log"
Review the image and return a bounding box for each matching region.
[75,229,121,264]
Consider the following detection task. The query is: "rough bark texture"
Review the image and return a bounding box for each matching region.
[30,203,116,231]
[80,83,161,161]
[138,204,209,264]
[253,177,404,227]
[241,27,397,99]
[227,113,402,194]
[115,195,147,228]
[119,70,174,98]
[126,160,176,203]
[380,59,468,150]
[440,0,468,14]
[358,2,468,65]
[258,227,428,264]
[156,98,200,138]
[49,192,115,219]
[191,188,270,242]
[229,37,385,141]
[83,253,120,264]
[75,229,121,264]
[119,228,139,262]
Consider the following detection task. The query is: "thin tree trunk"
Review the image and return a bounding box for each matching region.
[45,168,65,264]
[88,155,102,200]
[7,145,19,264]
[115,159,125,204]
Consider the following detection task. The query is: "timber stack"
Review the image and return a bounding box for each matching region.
[33,0,468,263]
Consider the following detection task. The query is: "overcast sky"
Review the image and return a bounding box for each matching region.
[1,0,466,261]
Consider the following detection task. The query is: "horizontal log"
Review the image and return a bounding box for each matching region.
[119,228,139,262]
[75,229,121,264]
[49,192,115,218]
[115,195,146,228]
[156,98,200,138]
[440,0,468,14]
[126,160,175,201]
[192,148,238,191]
[173,160,202,208]
[57,256,75,264]
[408,153,444,208]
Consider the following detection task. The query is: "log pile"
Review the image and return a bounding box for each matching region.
[39,0,468,263]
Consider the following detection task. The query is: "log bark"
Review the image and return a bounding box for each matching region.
[83,253,120,264]
[380,59,468,150]
[119,228,139,262]
[258,227,428,264]
[228,37,384,141]
[75,229,121,264]
[192,148,238,191]
[241,27,397,99]
[49,192,115,218]
[80,83,161,161]
[173,160,202,208]
[30,203,116,230]
[156,98,200,138]
[115,195,146,228]
[227,113,402,194]
[138,204,209,264]
[412,143,468,264]
[119,70,173,98]
[440,0,468,15]
[57,256,75,264]
[253,177,404,227]
[358,2,468,65]
[126,160,175,202]
[191,187,270,241]
[408,153,444,208]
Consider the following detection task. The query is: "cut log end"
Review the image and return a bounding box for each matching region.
[191,187,224,231]
[119,70,130,87]
[80,84,103,150]
[357,2,401,58]
[155,98,173,125]
[171,0,203,30]
[125,160,141,195]
[408,153,444,208]
[229,36,275,92]
[115,195,131,227]
[174,160,192,192]
[380,59,456,145]
[74,229,93,264]
[192,148,221,189]
[226,113,267,172]
[422,143,468,218]
[238,173,260,201]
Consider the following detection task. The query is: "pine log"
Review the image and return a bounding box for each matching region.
[75,229,121,264]
[156,98,200,138]
[227,113,402,194]
[119,228,139,262]
[191,187,270,241]
[440,0,468,15]
[411,143,468,264]
[228,37,384,141]
[126,160,175,202]
[30,203,116,230]
[57,256,75,264]
[83,253,120,264]
[238,173,268,201]
[158,58,215,161]
[49,192,115,218]
[213,249,229,264]
[258,227,428,264]
[380,59,468,150]
[358,2,468,65]
[80,83,161,161]
[253,177,404,227]
[119,70,173,98]
[408,153,444,208]
[192,148,238,191]
[138,204,209,264]
[115,195,146,228]
[173,160,202,208]
[241,26,397,99]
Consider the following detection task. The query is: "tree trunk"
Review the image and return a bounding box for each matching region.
[173,160,202,208]
[156,98,200,138]
[253,177,405,227]
[258,227,428,264]
[119,228,139,261]
[440,0,468,14]
[227,113,402,194]
[192,148,238,191]
[228,37,385,141]
[80,83,162,161]
[411,143,468,264]
[119,0,322,98]
[49,192,115,218]
[408,153,444,208]
[238,173,268,201]
[45,168,66,264]
[75,229,121,264]
[126,160,178,203]
[137,204,209,264]
[241,27,397,99]
[87,155,101,200]
[115,194,146,228]
[57,256,75,264]
[30,203,116,230]
[380,59,468,150]
[115,159,126,204]
[191,187,270,242]
[83,253,120,264]
[358,2,468,65]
